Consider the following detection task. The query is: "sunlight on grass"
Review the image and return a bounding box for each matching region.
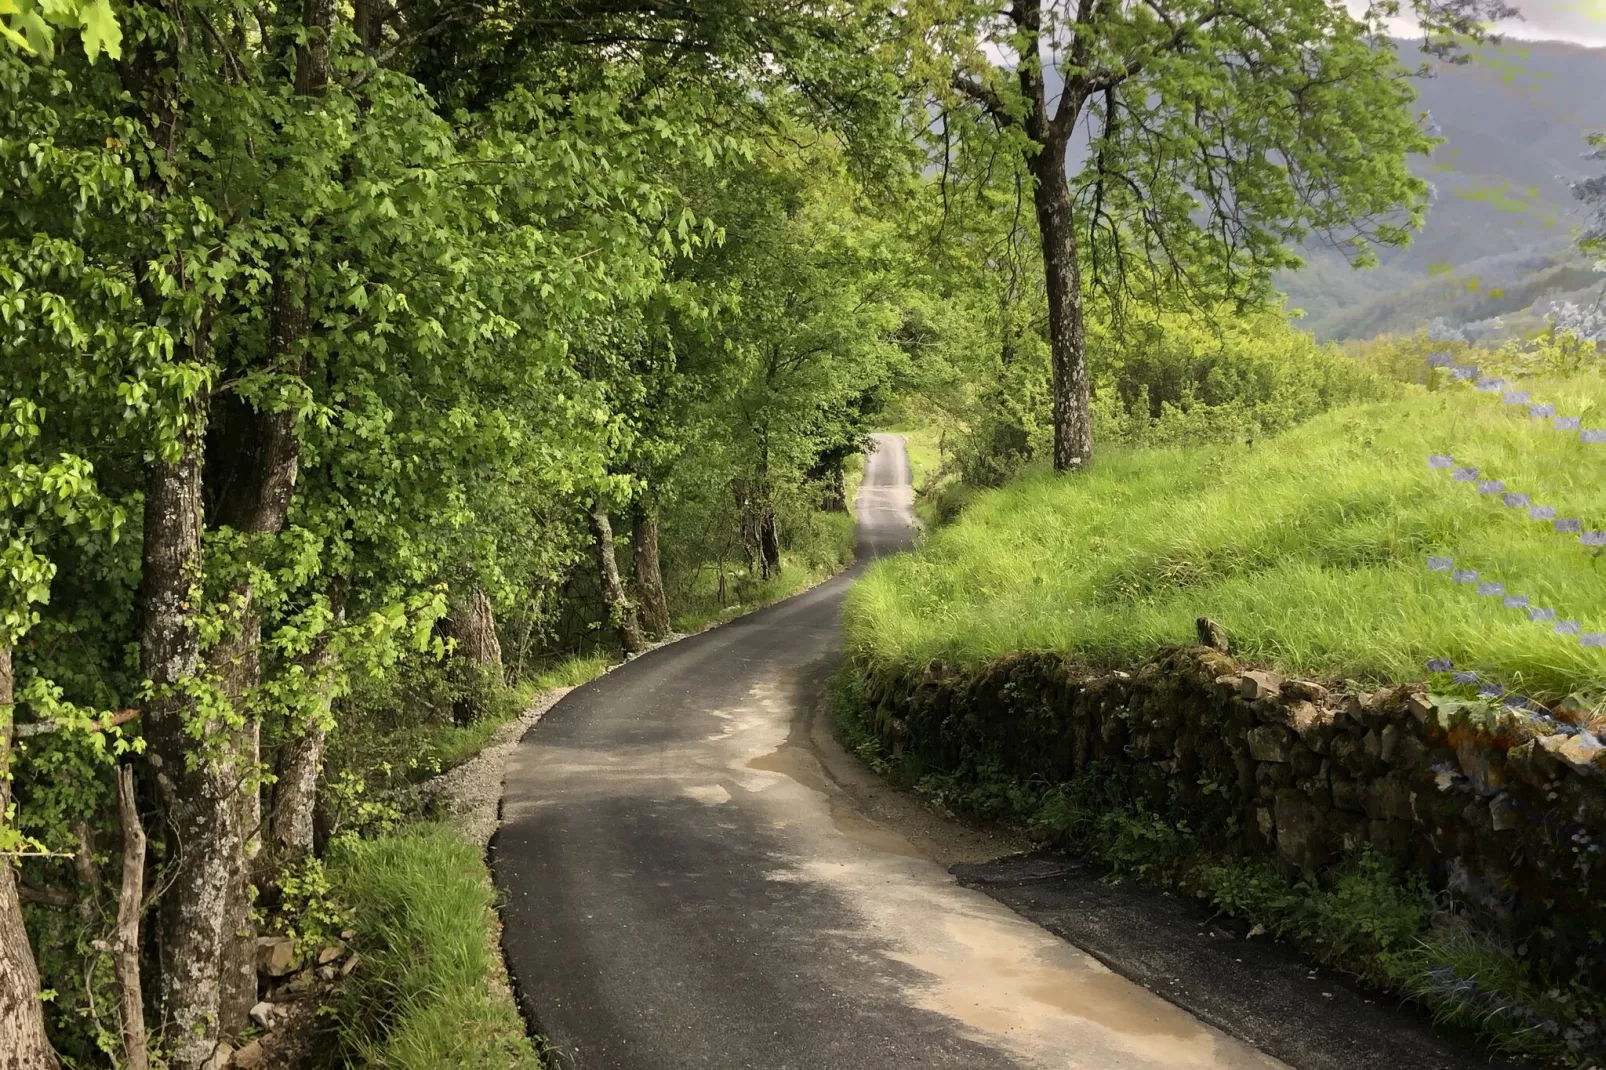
[848,376,1606,696]
[329,825,545,1069]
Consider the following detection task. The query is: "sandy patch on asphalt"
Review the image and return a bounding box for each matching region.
[422,687,572,850]
[736,694,1287,1070]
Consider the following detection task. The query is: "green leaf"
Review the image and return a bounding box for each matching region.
[78,0,119,61]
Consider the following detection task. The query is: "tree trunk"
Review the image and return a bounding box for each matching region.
[753,439,781,579]
[449,588,503,677]
[267,580,346,871]
[589,502,645,655]
[445,587,503,724]
[820,461,847,513]
[204,0,332,1030]
[205,395,299,1034]
[141,429,239,1070]
[1014,0,1092,473]
[1028,145,1092,472]
[733,478,760,575]
[759,508,781,579]
[114,767,149,1070]
[630,501,671,639]
[0,646,60,1070]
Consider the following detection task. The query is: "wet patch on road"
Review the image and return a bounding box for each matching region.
[951,852,1520,1070]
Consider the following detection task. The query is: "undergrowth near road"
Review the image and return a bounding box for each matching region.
[669,509,856,633]
[828,674,1605,1065]
[326,825,547,1069]
[848,376,1606,698]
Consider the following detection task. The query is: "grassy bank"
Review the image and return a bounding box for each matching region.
[327,825,545,1069]
[849,376,1606,698]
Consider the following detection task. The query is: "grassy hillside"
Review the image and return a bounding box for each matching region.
[847,375,1606,698]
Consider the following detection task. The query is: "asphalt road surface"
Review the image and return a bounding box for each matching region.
[493,433,1286,1070]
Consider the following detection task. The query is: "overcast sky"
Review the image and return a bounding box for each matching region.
[1350,0,1606,48]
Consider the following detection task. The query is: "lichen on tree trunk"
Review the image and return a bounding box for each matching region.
[140,432,241,1070]
[589,501,645,655]
[445,587,504,723]
[0,646,60,1070]
[631,501,672,639]
[267,580,346,869]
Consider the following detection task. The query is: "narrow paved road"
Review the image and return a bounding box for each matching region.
[494,434,1285,1070]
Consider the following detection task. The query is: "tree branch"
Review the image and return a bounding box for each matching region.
[12,708,140,738]
[952,73,1012,125]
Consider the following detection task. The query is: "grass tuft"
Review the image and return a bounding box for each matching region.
[327,824,544,1069]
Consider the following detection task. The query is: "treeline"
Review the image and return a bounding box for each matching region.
[0,3,924,1067]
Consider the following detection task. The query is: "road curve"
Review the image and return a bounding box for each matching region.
[493,433,1285,1070]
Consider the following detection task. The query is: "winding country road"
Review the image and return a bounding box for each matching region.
[493,434,1285,1070]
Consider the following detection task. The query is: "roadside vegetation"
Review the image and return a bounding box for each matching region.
[327,827,544,1070]
[851,368,1606,698]
[3,0,1596,1067]
[843,321,1606,1065]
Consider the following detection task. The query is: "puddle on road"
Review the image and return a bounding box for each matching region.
[746,742,831,793]
[828,801,925,859]
[741,679,1281,1066]
[748,742,926,859]
[682,783,731,805]
[885,905,1284,1069]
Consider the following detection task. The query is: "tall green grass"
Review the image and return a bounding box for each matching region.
[847,375,1606,697]
[328,825,544,1069]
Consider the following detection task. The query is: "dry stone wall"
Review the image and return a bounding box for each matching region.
[856,645,1606,982]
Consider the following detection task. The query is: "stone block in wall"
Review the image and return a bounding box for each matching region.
[1365,775,1413,823]
[1239,670,1283,701]
[1455,736,1508,794]
[1256,804,1275,845]
[1235,754,1256,798]
[1289,743,1323,780]
[1394,732,1428,770]
[1247,724,1295,762]
[1256,761,1294,794]
[1283,679,1330,704]
[1488,792,1521,832]
[1275,788,1324,872]
[1504,739,1553,789]
[1380,724,1402,763]
[1330,734,1365,776]
[1331,775,1364,813]
[1539,732,1606,776]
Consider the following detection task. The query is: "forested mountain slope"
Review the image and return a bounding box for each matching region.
[1277,39,1606,339]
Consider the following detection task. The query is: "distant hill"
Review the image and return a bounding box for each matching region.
[1281,39,1606,340]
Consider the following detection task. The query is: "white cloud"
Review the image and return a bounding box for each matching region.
[1347,0,1606,48]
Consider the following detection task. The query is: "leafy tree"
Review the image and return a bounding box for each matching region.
[907,0,1514,471]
